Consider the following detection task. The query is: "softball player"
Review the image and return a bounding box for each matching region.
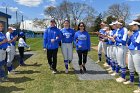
[61,20,75,73]
[122,21,140,93]
[104,26,116,74]
[0,22,8,82]
[107,22,120,76]
[96,22,107,64]
[43,19,61,74]
[113,21,128,83]
[18,31,29,66]
[6,27,18,74]
[74,22,91,74]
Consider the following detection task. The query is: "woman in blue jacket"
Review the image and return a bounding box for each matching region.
[61,20,75,73]
[43,19,61,74]
[74,22,91,74]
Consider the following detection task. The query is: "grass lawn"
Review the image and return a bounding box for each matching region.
[0,37,139,93]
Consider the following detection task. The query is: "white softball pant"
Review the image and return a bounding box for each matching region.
[61,43,73,61]
[117,45,127,68]
[128,50,140,74]
[112,45,117,62]
[98,41,107,55]
[0,49,6,62]
[7,45,16,66]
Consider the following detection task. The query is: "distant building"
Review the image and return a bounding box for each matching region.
[0,11,11,33]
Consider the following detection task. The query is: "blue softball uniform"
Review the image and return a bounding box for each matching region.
[43,26,61,49]
[74,30,90,51]
[127,30,140,50]
[115,27,128,46]
[0,32,7,49]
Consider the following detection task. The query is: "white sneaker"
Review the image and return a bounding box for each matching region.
[133,88,140,93]
[116,77,126,83]
[123,81,134,85]
[108,70,114,74]
[95,60,100,64]
[106,67,112,71]
[103,63,110,68]
[52,71,57,74]
[111,72,119,76]
[65,69,68,74]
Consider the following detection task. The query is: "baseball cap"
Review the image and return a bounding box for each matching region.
[129,21,140,26]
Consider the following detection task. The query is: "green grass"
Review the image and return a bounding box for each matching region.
[0,38,139,93]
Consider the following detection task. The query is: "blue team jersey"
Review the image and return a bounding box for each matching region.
[115,27,128,46]
[43,26,61,49]
[108,29,117,45]
[99,29,106,40]
[0,32,7,49]
[61,28,75,43]
[74,30,91,51]
[127,30,140,50]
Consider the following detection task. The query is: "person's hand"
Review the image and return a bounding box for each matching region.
[78,45,82,48]
[51,39,55,43]
[56,37,59,40]
[128,31,133,36]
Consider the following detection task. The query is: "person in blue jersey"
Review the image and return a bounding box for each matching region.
[107,22,120,76]
[18,31,29,66]
[43,19,61,74]
[6,27,18,74]
[122,20,140,93]
[0,22,8,82]
[74,22,91,74]
[96,22,107,64]
[101,26,115,74]
[111,20,128,83]
[61,20,75,73]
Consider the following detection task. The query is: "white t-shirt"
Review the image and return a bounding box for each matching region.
[18,38,27,47]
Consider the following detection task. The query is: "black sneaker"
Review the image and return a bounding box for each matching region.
[83,66,86,72]
[80,69,83,74]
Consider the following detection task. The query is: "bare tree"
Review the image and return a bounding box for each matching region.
[107,3,130,22]
[43,1,96,28]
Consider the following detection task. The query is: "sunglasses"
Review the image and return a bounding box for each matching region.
[79,25,84,27]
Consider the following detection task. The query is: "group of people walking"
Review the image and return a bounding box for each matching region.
[43,19,91,74]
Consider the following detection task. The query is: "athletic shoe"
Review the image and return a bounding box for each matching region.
[116,77,126,83]
[133,88,140,93]
[65,69,68,74]
[83,66,86,72]
[80,69,83,74]
[103,63,110,68]
[95,60,100,64]
[111,72,119,76]
[106,67,112,71]
[123,81,134,85]
[108,70,114,74]
[52,71,57,74]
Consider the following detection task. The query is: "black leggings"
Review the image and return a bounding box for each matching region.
[47,48,58,70]
[18,47,24,59]
[77,50,88,65]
